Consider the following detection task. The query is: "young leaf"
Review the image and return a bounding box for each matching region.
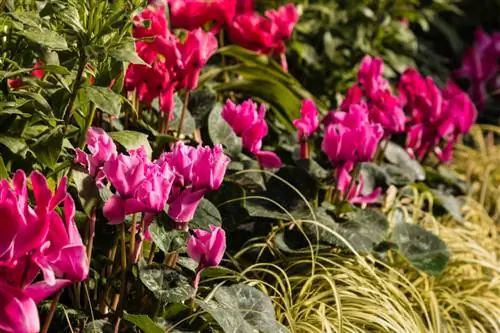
[108,130,152,159]
[85,86,122,116]
[138,260,195,303]
[208,103,242,156]
[197,284,290,333]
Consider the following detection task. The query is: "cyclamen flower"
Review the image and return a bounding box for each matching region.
[103,147,175,223]
[0,171,88,333]
[336,162,381,204]
[293,99,319,159]
[157,142,230,223]
[187,225,226,288]
[168,0,236,33]
[322,103,384,165]
[337,56,406,136]
[399,69,477,162]
[75,127,117,187]
[454,27,500,110]
[223,99,282,168]
[229,3,298,71]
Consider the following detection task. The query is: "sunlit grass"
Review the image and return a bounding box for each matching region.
[200,132,500,332]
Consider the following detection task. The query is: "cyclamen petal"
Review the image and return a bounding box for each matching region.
[293,99,319,139]
[0,282,40,333]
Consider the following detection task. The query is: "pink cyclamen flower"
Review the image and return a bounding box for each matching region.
[454,27,500,110]
[157,142,230,223]
[265,4,299,41]
[223,99,282,168]
[357,55,388,98]
[75,127,117,187]
[0,281,40,333]
[187,225,226,288]
[322,103,384,164]
[336,162,381,204]
[236,0,253,13]
[132,1,168,38]
[293,99,319,159]
[168,0,236,33]
[177,28,218,91]
[103,147,175,223]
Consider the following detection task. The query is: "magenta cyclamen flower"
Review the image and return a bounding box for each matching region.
[187,225,226,288]
[103,147,175,223]
[293,99,319,159]
[454,27,500,110]
[75,127,117,187]
[399,69,477,162]
[322,103,384,164]
[336,162,381,204]
[337,55,406,136]
[223,99,282,168]
[157,142,230,223]
[0,171,88,333]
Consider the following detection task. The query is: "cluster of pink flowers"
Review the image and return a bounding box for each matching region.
[398,69,477,162]
[337,55,406,136]
[222,99,282,168]
[125,1,218,115]
[0,171,88,332]
[322,103,384,203]
[454,27,500,110]
[76,128,230,225]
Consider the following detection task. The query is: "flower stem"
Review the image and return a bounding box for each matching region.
[176,90,190,139]
[129,214,137,261]
[344,163,361,202]
[41,291,62,333]
[64,55,87,127]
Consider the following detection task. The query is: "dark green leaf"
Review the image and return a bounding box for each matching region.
[85,86,122,116]
[11,91,52,114]
[188,88,217,126]
[208,103,242,156]
[148,223,188,254]
[197,284,290,333]
[190,199,222,230]
[0,156,9,180]
[170,95,196,135]
[39,65,71,75]
[0,136,29,158]
[123,313,163,333]
[72,168,99,216]
[108,130,152,159]
[138,260,195,303]
[30,127,64,169]
[391,213,450,275]
[109,39,148,65]
[20,29,68,50]
[384,142,425,182]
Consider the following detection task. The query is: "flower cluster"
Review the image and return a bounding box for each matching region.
[223,99,282,168]
[7,60,44,89]
[337,55,406,136]
[0,171,88,332]
[322,102,384,203]
[454,27,500,110]
[228,3,299,71]
[398,69,477,162]
[125,1,218,114]
[77,128,230,225]
[168,0,236,33]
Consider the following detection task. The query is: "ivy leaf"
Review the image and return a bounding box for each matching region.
[138,260,195,303]
[208,103,242,156]
[384,142,425,182]
[108,130,152,159]
[190,199,222,230]
[72,168,99,216]
[20,28,68,50]
[123,313,164,333]
[85,86,122,116]
[148,223,188,254]
[391,210,450,275]
[197,284,290,333]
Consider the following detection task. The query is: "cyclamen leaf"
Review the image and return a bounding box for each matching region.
[208,103,242,156]
[384,142,425,182]
[108,130,152,159]
[148,223,188,254]
[123,313,164,333]
[190,199,222,230]
[72,169,100,216]
[197,284,290,333]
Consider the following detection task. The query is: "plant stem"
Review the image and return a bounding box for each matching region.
[114,223,129,332]
[129,214,137,261]
[176,90,190,139]
[79,102,97,148]
[64,54,87,127]
[41,291,62,333]
[344,164,361,202]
